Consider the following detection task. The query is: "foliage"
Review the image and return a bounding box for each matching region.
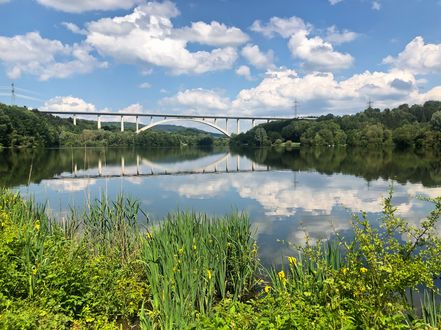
[140,212,260,329]
[1,188,441,329]
[231,101,441,148]
[196,190,441,329]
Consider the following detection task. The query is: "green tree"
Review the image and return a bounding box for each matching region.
[430,111,441,131]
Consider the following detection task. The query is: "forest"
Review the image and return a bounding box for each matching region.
[231,101,441,149]
[0,103,225,149]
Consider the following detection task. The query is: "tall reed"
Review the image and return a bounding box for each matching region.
[140,211,260,329]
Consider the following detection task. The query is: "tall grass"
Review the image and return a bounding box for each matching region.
[140,212,260,329]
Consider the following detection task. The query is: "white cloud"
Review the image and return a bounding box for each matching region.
[41,96,98,113]
[372,1,381,10]
[329,0,343,4]
[288,30,354,71]
[85,2,238,74]
[139,82,152,89]
[0,0,10,4]
[241,44,274,69]
[174,21,248,47]
[251,16,310,38]
[37,0,142,13]
[161,88,231,112]
[62,22,87,35]
[383,36,441,75]
[231,68,431,116]
[325,25,359,45]
[0,32,107,80]
[44,178,97,192]
[251,16,353,71]
[236,65,252,80]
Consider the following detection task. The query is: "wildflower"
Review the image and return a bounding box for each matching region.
[178,247,184,255]
[207,269,212,281]
[264,285,271,293]
[32,266,37,275]
[146,232,153,239]
[277,270,287,285]
[360,267,368,274]
[342,267,349,275]
[193,244,197,251]
[288,256,297,266]
[34,220,40,232]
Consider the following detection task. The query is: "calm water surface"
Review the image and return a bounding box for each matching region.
[2,146,441,265]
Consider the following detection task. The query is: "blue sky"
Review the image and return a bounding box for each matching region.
[0,0,441,121]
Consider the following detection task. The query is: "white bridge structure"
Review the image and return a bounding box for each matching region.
[40,110,315,137]
[53,153,274,180]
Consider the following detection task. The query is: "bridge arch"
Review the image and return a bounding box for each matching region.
[137,118,230,137]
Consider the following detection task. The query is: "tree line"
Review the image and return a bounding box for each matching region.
[0,104,226,149]
[231,101,441,149]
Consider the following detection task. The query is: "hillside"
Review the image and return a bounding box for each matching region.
[231,101,441,149]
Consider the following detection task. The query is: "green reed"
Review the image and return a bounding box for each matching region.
[140,211,260,330]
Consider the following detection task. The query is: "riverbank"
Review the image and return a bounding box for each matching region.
[0,189,440,329]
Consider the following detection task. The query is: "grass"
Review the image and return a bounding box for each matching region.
[0,188,441,329]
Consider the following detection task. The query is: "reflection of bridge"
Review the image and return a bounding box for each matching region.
[39,110,316,137]
[55,153,272,180]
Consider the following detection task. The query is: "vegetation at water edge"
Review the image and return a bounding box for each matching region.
[0,189,441,329]
[231,100,441,149]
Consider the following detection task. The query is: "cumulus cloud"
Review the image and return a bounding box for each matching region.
[236,65,252,80]
[251,16,353,71]
[241,44,274,70]
[85,2,239,74]
[41,96,98,112]
[174,21,248,47]
[37,0,142,13]
[325,25,359,45]
[62,22,87,35]
[161,88,231,112]
[383,36,441,74]
[288,30,353,71]
[0,32,107,80]
[231,68,432,116]
[251,16,310,39]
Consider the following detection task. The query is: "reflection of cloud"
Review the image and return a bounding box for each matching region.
[44,178,96,192]
[165,175,230,199]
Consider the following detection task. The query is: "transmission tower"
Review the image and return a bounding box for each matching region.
[293,98,299,118]
[11,83,16,105]
[367,98,373,109]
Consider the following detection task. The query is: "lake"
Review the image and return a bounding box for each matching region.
[2,146,441,266]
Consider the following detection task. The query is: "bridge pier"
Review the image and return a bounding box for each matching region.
[236,119,240,135]
[251,119,255,128]
[120,116,124,132]
[97,115,101,129]
[136,116,139,133]
[73,115,77,126]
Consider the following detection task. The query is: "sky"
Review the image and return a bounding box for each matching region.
[1,0,441,123]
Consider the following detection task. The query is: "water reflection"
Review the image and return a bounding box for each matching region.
[2,146,441,265]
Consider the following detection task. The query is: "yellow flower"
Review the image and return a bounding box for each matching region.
[146,232,153,239]
[278,270,286,283]
[178,247,184,255]
[264,285,271,293]
[342,267,349,275]
[288,256,297,266]
[34,221,40,232]
[193,244,197,251]
[360,267,368,274]
[32,266,37,275]
[207,270,212,281]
